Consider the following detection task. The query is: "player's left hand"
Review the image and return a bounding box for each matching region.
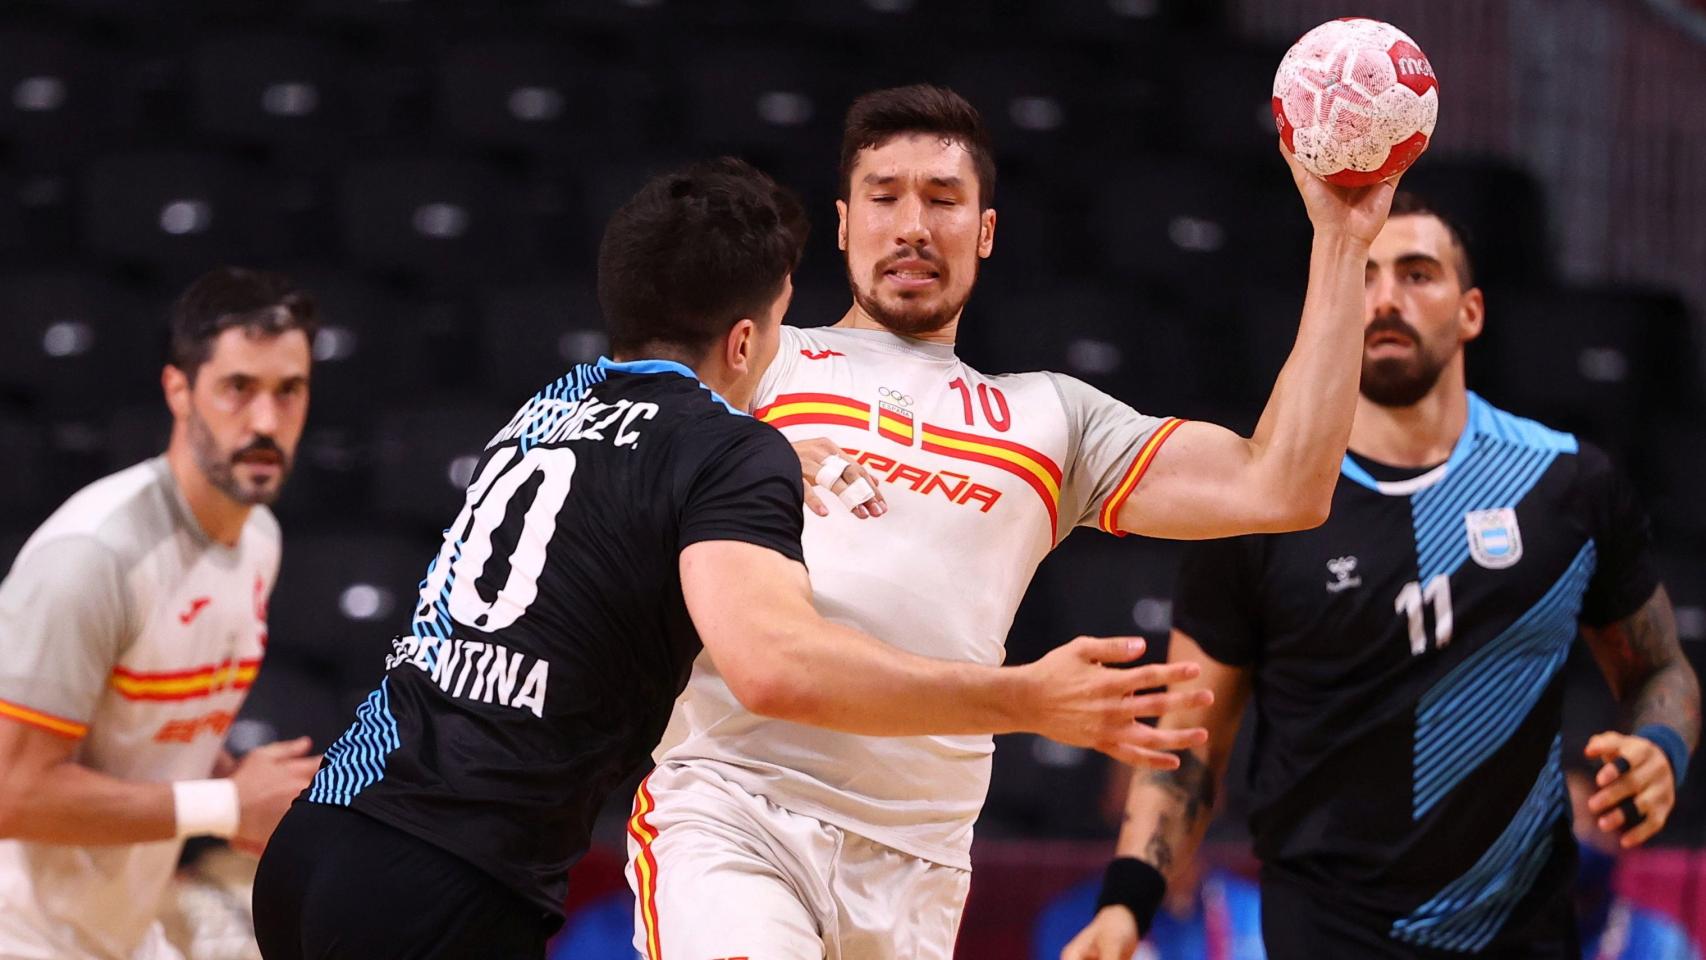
[793,437,888,520]
[1585,731,1677,848]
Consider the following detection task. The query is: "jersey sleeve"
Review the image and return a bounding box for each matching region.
[0,535,134,738]
[751,326,808,413]
[1049,373,1186,538]
[1171,535,1265,667]
[677,418,807,564]
[1575,443,1662,628]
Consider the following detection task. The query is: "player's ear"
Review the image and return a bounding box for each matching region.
[977,207,996,259]
[162,364,192,419]
[1458,286,1486,344]
[835,199,849,252]
[724,317,758,376]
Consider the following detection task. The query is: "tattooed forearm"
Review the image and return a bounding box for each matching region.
[1144,813,1176,874]
[1141,751,1218,822]
[1128,752,1218,876]
[1586,585,1701,750]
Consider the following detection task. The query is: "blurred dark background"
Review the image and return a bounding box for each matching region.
[0,0,1702,954]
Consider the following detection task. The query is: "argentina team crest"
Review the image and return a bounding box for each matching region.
[1465,508,1524,569]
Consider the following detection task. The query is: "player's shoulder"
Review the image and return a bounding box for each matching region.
[28,458,176,561]
[1469,393,1578,454]
[242,504,282,552]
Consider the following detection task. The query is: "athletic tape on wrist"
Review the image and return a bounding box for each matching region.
[1636,723,1690,790]
[173,779,240,840]
[1095,856,1167,936]
[813,457,850,489]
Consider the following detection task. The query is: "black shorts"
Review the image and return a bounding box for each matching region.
[253,802,562,960]
[1259,875,1579,960]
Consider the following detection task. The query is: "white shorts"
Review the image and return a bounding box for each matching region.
[625,761,971,960]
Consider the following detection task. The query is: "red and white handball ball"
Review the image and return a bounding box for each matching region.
[1272,17,1439,186]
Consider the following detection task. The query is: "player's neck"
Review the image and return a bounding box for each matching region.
[1348,376,1470,469]
[164,441,252,548]
[835,302,960,345]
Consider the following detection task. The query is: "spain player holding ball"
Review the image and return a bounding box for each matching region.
[1064,194,1701,959]
[635,85,1398,960]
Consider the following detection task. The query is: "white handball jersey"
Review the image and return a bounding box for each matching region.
[656,325,1184,869]
[0,457,280,960]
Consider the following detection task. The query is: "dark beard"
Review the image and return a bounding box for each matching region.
[1360,351,1449,407]
[844,253,975,338]
[1358,311,1450,408]
[187,411,290,506]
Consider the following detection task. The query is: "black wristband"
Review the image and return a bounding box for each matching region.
[1095,857,1167,936]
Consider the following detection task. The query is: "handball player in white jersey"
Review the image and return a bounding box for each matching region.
[634,85,1402,959]
[0,268,322,960]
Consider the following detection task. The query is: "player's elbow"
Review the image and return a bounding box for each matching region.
[723,663,813,722]
[1243,490,1332,533]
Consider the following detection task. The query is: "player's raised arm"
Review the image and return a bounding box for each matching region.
[680,540,1212,768]
[1061,630,1250,960]
[1112,147,1398,540]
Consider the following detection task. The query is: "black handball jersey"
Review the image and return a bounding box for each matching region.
[1173,393,1660,954]
[303,357,805,914]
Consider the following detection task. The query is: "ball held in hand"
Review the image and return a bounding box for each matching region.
[1272,17,1439,186]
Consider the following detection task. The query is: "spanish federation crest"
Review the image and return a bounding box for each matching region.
[1465,508,1523,569]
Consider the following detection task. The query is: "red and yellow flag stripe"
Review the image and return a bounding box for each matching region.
[110,658,262,702]
[756,393,870,432]
[921,422,1064,533]
[628,776,665,960]
[0,697,87,739]
[876,411,915,445]
[1099,417,1187,535]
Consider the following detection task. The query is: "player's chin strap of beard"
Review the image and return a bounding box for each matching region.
[815,456,877,510]
[1096,858,1167,936]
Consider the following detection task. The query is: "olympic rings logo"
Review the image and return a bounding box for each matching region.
[878,387,914,406]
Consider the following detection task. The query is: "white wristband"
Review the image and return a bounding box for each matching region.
[172,779,240,840]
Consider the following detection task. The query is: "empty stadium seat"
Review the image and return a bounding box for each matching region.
[0,31,111,163]
[264,531,430,678]
[437,39,639,156]
[675,40,850,155]
[191,34,346,154]
[966,282,1212,411]
[1475,284,1691,448]
[0,271,156,418]
[340,157,531,282]
[1091,155,1312,299]
[81,152,278,275]
[372,401,512,527]
[475,280,605,396]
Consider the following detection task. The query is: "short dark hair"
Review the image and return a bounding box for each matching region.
[168,267,319,379]
[840,84,997,210]
[598,157,808,359]
[1388,191,1476,289]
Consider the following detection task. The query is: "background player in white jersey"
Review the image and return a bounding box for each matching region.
[0,268,323,960]
[636,84,1400,959]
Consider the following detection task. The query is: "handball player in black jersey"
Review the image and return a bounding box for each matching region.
[1065,194,1701,960]
[252,160,1211,960]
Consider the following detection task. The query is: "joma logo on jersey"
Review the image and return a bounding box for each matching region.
[845,448,1002,512]
[153,709,233,744]
[1465,508,1524,569]
[389,635,550,718]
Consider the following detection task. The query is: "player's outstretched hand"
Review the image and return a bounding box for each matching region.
[792,437,888,520]
[1280,138,1399,248]
[230,736,322,855]
[1060,904,1141,960]
[1584,731,1677,848]
[1020,636,1212,768]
